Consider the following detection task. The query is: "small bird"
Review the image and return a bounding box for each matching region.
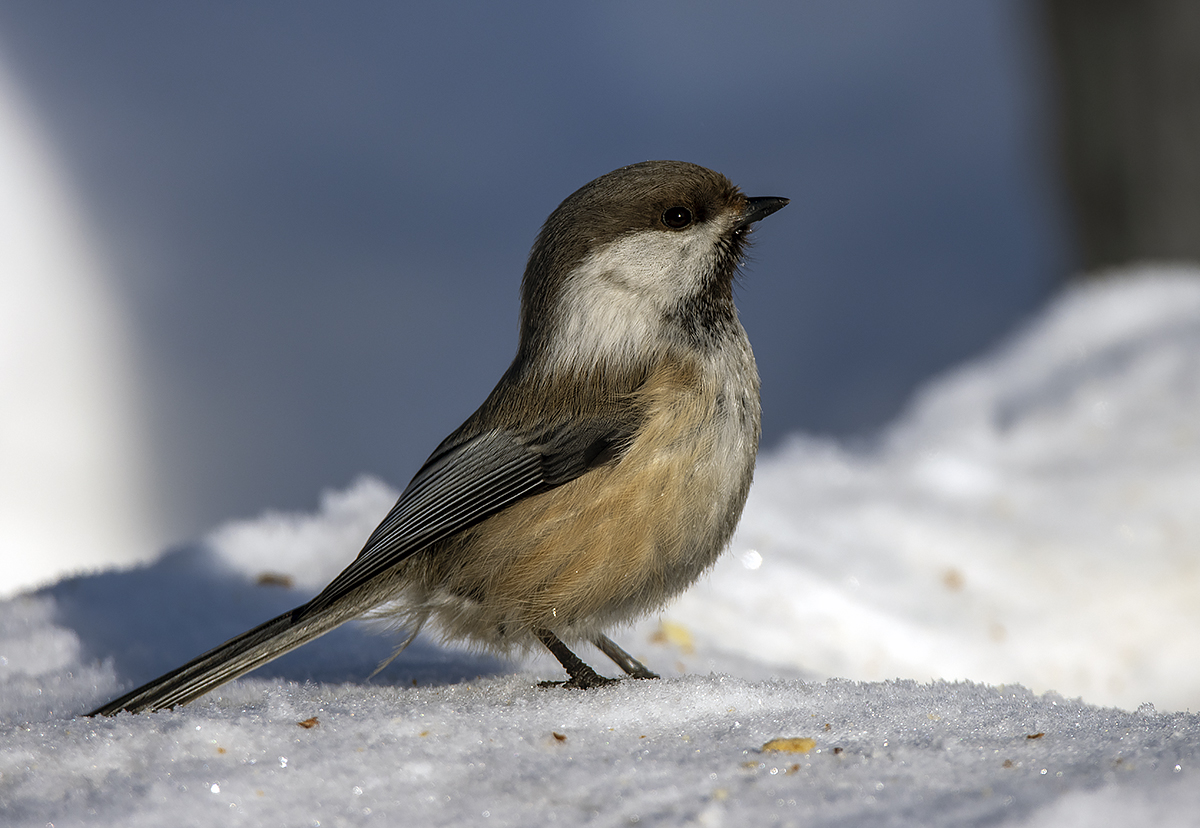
[89,160,787,715]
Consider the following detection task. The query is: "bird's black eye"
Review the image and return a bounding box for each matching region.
[661,206,693,229]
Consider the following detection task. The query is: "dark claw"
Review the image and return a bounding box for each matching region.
[537,673,618,690]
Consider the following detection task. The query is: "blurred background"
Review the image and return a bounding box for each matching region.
[0,1,1195,595]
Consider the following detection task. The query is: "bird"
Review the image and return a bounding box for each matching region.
[88,160,787,715]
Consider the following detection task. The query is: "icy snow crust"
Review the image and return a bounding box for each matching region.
[5,674,1200,827]
[3,269,1200,826]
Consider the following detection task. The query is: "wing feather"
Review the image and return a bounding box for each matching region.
[302,416,633,617]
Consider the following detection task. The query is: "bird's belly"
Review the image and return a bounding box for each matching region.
[411,374,759,648]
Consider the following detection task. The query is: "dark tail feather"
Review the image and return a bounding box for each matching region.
[87,599,363,716]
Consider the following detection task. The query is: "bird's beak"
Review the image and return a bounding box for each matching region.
[737,196,789,229]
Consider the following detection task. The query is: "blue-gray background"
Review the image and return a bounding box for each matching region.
[0,1,1069,542]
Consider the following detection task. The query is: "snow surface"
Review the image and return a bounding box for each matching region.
[3,268,1200,826]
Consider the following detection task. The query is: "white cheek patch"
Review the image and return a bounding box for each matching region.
[551,274,659,373]
[591,230,709,299]
[545,223,729,373]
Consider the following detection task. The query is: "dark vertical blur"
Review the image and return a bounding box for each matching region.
[1044,0,1200,273]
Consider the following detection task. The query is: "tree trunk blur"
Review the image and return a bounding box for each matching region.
[1044,0,1200,275]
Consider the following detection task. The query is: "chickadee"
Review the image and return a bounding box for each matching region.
[89,160,787,715]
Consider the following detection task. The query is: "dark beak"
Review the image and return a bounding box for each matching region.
[736,196,789,229]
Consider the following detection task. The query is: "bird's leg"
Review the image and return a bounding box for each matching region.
[536,630,617,689]
[593,634,659,680]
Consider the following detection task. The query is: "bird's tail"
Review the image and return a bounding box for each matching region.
[87,598,364,716]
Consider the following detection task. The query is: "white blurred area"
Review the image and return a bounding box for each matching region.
[0,60,160,597]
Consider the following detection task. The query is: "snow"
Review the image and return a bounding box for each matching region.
[672,266,1200,712]
[3,268,1200,826]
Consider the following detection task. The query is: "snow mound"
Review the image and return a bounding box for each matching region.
[670,267,1200,711]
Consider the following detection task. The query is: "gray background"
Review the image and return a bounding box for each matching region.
[0,1,1070,542]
